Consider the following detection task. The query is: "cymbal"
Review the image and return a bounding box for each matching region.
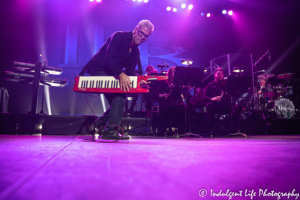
[257,73,275,79]
[276,73,295,79]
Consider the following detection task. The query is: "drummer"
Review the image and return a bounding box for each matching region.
[257,78,266,97]
[256,75,275,100]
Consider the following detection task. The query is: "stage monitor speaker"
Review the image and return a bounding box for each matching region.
[0,87,9,113]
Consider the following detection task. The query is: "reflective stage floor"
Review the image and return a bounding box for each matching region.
[0,135,299,200]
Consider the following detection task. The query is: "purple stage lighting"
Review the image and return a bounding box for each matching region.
[89,0,94,2]
[201,13,204,16]
[96,0,101,2]
[188,4,193,10]
[133,0,136,1]
[173,8,177,12]
[144,0,148,3]
[181,4,186,9]
[228,10,233,15]
[137,0,142,2]
[222,10,227,14]
[166,6,171,11]
[207,13,211,17]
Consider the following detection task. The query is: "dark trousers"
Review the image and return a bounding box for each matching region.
[90,70,126,132]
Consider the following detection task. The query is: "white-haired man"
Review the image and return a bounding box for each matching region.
[79,20,154,140]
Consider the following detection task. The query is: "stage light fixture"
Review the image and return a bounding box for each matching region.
[144,0,148,3]
[137,0,142,2]
[132,0,136,1]
[204,68,209,74]
[207,13,211,17]
[228,10,233,15]
[188,4,193,10]
[96,0,101,2]
[181,59,193,66]
[89,0,94,2]
[173,8,177,12]
[233,67,244,73]
[181,3,186,9]
[166,6,171,11]
[222,10,227,14]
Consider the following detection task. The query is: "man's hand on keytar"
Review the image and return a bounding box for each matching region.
[119,73,132,92]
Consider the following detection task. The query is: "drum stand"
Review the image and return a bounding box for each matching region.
[252,49,271,112]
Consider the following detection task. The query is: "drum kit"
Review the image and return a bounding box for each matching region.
[186,71,299,120]
[257,72,299,119]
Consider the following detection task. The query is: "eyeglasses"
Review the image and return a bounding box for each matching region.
[137,29,150,39]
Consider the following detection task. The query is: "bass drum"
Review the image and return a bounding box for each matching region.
[274,98,295,119]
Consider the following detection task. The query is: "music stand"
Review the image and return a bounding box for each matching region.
[173,66,204,138]
[224,75,252,137]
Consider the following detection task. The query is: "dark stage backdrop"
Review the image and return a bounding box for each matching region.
[0,0,299,116]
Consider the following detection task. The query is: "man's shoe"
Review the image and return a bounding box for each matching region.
[102,130,130,140]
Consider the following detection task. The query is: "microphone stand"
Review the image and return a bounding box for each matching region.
[252,50,270,111]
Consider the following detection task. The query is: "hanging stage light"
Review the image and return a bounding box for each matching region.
[188,4,193,10]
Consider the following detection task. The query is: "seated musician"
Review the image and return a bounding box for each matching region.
[257,78,266,97]
[256,78,276,111]
[145,65,154,76]
[159,67,186,136]
[79,20,154,140]
[202,68,231,134]
[142,65,155,117]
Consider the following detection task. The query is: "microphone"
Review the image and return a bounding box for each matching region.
[267,49,271,61]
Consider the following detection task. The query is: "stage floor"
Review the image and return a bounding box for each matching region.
[0,135,299,200]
